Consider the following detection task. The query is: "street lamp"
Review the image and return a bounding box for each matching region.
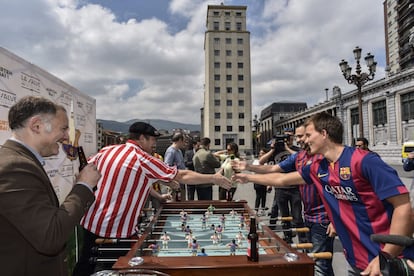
[339,46,377,138]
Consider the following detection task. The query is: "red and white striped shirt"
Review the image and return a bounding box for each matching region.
[81,140,177,238]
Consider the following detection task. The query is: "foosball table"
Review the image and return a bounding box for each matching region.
[93,200,321,276]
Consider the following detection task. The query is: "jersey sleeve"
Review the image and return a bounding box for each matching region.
[278,153,298,173]
[361,153,408,200]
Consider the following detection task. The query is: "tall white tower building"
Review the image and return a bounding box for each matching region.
[203,4,252,152]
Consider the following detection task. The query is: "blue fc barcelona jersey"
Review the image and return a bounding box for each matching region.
[300,146,413,270]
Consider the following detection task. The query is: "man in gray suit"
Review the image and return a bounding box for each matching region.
[0,96,101,276]
[192,137,221,200]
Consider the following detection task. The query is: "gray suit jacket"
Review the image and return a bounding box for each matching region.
[0,140,95,276]
[192,147,221,187]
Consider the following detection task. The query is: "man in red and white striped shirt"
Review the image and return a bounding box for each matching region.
[73,122,231,276]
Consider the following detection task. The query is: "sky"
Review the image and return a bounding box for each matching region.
[0,0,386,124]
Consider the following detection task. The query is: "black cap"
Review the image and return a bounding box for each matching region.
[129,122,160,137]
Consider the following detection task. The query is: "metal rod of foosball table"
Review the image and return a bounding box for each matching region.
[96,237,280,244]
[160,208,246,212]
[157,214,293,222]
[258,216,293,222]
[271,227,310,233]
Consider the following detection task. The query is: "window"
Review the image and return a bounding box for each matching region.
[237,50,243,56]
[214,62,220,68]
[238,62,243,69]
[214,112,221,119]
[225,22,231,30]
[214,100,220,106]
[225,38,232,44]
[350,108,359,127]
[372,100,387,125]
[401,92,414,121]
[226,75,232,81]
[214,74,220,80]
[215,125,221,131]
[238,100,244,106]
[238,87,244,93]
[226,62,232,68]
[213,11,219,16]
[227,87,232,93]
[225,12,231,16]
[215,139,221,146]
[236,22,242,31]
[214,87,220,93]
[238,113,244,119]
[239,126,245,132]
[238,75,244,81]
[226,50,232,56]
[236,12,242,17]
[214,50,220,56]
[214,37,220,44]
[226,100,232,106]
[237,38,243,44]
[239,139,245,145]
[227,112,232,119]
[227,125,233,131]
[213,22,219,30]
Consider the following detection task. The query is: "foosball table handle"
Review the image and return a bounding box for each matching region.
[307,252,333,259]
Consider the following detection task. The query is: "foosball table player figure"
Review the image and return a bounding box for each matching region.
[211,231,220,245]
[191,239,200,256]
[219,213,226,228]
[201,213,207,230]
[236,230,245,246]
[148,243,160,255]
[239,214,245,229]
[185,230,196,248]
[215,224,223,241]
[226,239,239,256]
[160,231,171,249]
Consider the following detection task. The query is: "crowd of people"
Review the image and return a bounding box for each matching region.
[0,96,413,276]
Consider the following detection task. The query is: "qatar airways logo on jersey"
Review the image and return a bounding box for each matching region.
[324,185,359,201]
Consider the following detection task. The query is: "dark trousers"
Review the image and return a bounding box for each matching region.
[73,229,100,276]
[254,186,267,210]
[218,187,237,201]
[187,184,196,200]
[269,189,279,229]
[196,186,213,200]
[276,187,306,243]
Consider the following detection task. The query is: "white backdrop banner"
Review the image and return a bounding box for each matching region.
[0,47,96,203]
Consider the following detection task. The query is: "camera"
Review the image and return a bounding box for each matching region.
[379,251,413,276]
[268,134,293,164]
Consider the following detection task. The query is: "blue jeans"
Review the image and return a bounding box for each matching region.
[305,221,335,276]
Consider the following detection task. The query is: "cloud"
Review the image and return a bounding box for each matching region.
[0,0,385,123]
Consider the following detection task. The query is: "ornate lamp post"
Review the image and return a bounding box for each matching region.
[339,46,377,138]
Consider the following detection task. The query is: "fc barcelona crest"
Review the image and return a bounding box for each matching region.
[340,167,351,180]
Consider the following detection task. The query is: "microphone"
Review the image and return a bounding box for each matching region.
[371,234,414,247]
